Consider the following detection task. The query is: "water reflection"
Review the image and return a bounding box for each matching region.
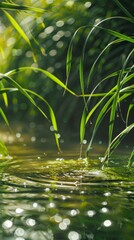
[0,130,134,239]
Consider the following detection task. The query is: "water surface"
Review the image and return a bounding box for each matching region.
[0,124,134,240]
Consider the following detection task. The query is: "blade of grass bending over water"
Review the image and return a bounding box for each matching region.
[87,39,123,86]
[108,50,134,157]
[5,67,76,96]
[79,16,133,86]
[0,2,45,13]
[25,89,61,152]
[0,86,60,145]
[85,68,134,156]
[128,149,134,168]
[86,29,134,86]
[102,123,134,165]
[1,74,63,151]
[1,75,48,120]
[101,90,133,164]
[1,75,61,151]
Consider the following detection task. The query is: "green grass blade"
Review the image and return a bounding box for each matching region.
[2,75,49,120]
[85,68,134,156]
[0,82,8,107]
[86,95,115,155]
[128,149,134,168]
[65,26,85,92]
[66,44,73,85]
[80,109,86,144]
[0,139,8,156]
[0,2,45,13]
[103,28,134,44]
[0,88,18,94]
[3,10,36,61]
[108,50,134,151]
[126,98,134,126]
[103,123,134,164]
[0,107,9,126]
[0,77,61,151]
[79,57,84,95]
[108,78,121,146]
[87,39,123,85]
[6,67,76,96]
[79,57,87,109]
[4,10,31,46]
[113,0,134,21]
[25,89,61,152]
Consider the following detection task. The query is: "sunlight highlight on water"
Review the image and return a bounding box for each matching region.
[0,126,134,240]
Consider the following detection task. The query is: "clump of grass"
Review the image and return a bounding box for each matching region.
[66,0,134,166]
[0,2,61,156]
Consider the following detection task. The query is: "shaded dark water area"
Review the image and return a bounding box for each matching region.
[0,124,134,240]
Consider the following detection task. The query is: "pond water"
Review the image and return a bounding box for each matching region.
[0,123,134,240]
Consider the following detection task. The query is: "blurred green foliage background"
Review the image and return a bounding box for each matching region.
[0,0,133,132]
